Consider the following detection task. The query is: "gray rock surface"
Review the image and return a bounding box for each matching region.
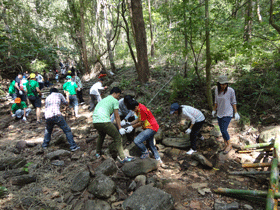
[162,137,190,148]
[258,126,280,143]
[122,185,175,210]
[71,171,90,192]
[0,157,27,171]
[83,199,111,210]
[11,175,37,186]
[95,158,118,176]
[45,149,71,160]
[88,174,116,199]
[122,158,158,177]
[191,153,213,168]
[214,201,239,210]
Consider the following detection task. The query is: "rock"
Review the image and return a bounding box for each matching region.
[121,158,158,177]
[95,158,118,176]
[0,157,27,171]
[147,177,157,187]
[243,204,253,210]
[45,150,71,160]
[84,199,111,210]
[198,188,211,195]
[20,197,47,209]
[154,129,164,141]
[110,81,120,87]
[191,153,213,168]
[214,200,239,210]
[88,174,116,199]
[11,175,37,186]
[162,137,190,148]
[71,171,90,192]
[3,168,29,179]
[128,180,137,191]
[165,148,181,157]
[51,160,64,166]
[122,185,175,210]
[210,126,221,137]
[190,200,201,209]
[258,126,280,143]
[15,140,27,152]
[135,175,146,186]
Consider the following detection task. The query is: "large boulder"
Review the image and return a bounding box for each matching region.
[45,150,71,160]
[71,171,90,192]
[258,126,280,143]
[95,158,118,176]
[88,174,116,199]
[162,137,190,148]
[192,153,213,168]
[122,185,175,210]
[121,158,158,177]
[83,199,111,210]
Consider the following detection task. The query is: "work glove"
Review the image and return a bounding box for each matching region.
[125,126,134,133]
[12,114,16,117]
[22,117,26,121]
[212,110,216,117]
[120,120,127,127]
[119,128,126,135]
[235,112,240,121]
[185,128,191,134]
[19,90,23,95]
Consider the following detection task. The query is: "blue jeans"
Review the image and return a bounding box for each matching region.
[42,115,77,149]
[69,95,78,108]
[217,117,232,141]
[134,129,160,160]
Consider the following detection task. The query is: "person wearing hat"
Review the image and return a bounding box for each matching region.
[63,75,79,118]
[27,73,42,123]
[212,75,240,154]
[10,97,31,121]
[89,78,107,111]
[170,103,205,155]
[42,88,80,152]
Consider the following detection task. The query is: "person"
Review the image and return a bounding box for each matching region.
[10,97,31,121]
[23,71,30,79]
[72,74,85,104]
[43,70,50,87]
[9,80,16,100]
[212,75,240,154]
[170,103,205,155]
[63,75,79,118]
[27,73,42,123]
[42,88,80,152]
[92,87,135,163]
[89,78,107,111]
[36,72,44,90]
[126,100,162,163]
[111,95,135,123]
[14,72,27,103]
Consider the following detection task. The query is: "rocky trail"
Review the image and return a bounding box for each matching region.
[0,75,276,210]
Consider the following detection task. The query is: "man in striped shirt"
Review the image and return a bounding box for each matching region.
[42,88,80,152]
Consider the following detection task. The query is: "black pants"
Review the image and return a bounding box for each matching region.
[188,120,205,150]
[77,89,84,103]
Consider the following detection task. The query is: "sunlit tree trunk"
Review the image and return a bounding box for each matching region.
[244,0,252,42]
[256,0,262,23]
[205,0,213,109]
[131,0,149,83]
[147,0,155,57]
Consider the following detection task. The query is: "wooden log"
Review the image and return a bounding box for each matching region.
[214,188,280,198]
[228,171,271,176]
[242,162,280,168]
[243,142,273,149]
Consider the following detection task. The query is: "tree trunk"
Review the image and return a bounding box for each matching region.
[244,0,252,42]
[79,0,89,74]
[147,0,155,57]
[256,0,262,23]
[131,0,150,83]
[269,0,280,34]
[183,0,188,78]
[205,0,213,110]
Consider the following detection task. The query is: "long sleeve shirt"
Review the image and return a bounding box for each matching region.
[214,87,237,118]
[181,105,205,124]
[90,81,104,95]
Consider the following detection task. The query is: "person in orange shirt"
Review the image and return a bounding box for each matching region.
[125,100,162,164]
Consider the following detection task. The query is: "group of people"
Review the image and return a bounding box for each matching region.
[9,71,239,162]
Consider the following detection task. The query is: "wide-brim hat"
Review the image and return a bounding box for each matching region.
[170,103,180,114]
[218,75,229,84]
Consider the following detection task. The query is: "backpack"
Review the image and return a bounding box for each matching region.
[9,80,15,94]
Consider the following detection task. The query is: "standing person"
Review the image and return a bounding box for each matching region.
[36,72,44,90]
[93,87,135,163]
[126,100,163,163]
[111,95,135,123]
[9,80,16,100]
[72,74,85,104]
[212,75,240,154]
[89,79,107,111]
[43,70,50,87]
[63,76,79,118]
[23,71,30,79]
[14,72,27,103]
[42,88,80,151]
[10,97,31,122]
[170,103,205,155]
[27,73,42,123]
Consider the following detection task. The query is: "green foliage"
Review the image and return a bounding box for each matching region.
[119,76,132,89]
[22,162,34,172]
[169,74,194,102]
[0,186,8,198]
[29,60,48,73]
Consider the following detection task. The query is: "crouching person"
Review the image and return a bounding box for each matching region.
[42,88,80,152]
[11,97,31,122]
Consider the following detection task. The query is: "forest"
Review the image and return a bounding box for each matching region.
[1,0,280,209]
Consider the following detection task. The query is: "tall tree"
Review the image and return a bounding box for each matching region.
[244,0,253,42]
[269,0,280,34]
[131,0,150,83]
[147,0,155,57]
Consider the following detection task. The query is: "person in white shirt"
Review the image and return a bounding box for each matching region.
[89,78,107,111]
[111,95,135,123]
[170,103,205,155]
[35,71,44,90]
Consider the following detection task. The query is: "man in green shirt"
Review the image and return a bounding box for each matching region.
[93,87,135,163]
[63,75,79,118]
[27,73,42,123]
[11,97,31,121]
